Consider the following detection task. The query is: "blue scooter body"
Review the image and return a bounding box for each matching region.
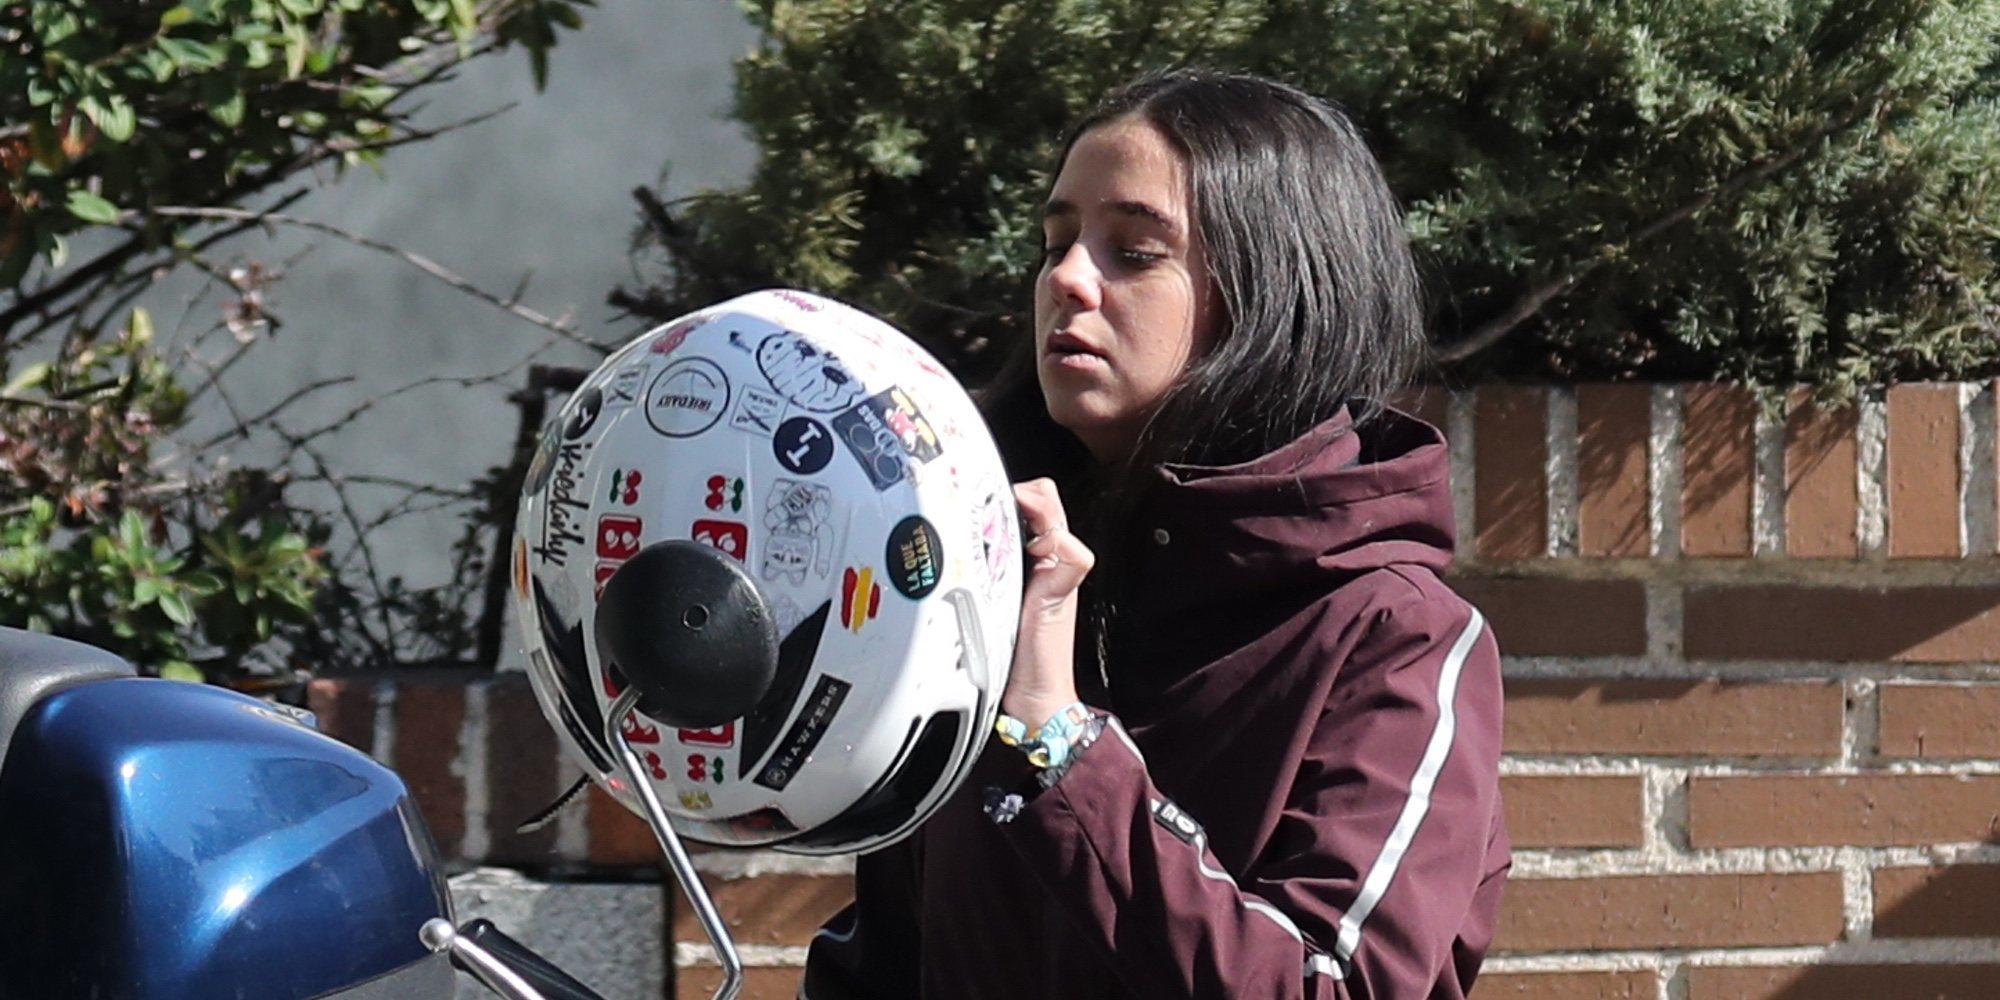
[0,667,455,998]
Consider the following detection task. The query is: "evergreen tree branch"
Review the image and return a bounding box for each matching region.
[1435,89,1893,364]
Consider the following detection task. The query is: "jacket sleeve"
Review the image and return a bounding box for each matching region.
[994,599,1504,999]
[799,836,922,999]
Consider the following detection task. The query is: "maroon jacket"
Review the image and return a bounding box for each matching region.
[803,409,1508,998]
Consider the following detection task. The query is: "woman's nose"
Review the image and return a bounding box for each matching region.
[1045,243,1103,312]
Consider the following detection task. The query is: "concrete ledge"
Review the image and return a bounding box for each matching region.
[449,868,669,1000]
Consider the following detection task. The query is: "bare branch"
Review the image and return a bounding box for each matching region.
[194,376,358,452]
[144,205,604,353]
[0,393,86,412]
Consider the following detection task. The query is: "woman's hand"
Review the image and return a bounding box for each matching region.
[1003,478,1095,730]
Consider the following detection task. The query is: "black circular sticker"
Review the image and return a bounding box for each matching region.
[562,387,603,440]
[773,416,834,475]
[885,515,943,600]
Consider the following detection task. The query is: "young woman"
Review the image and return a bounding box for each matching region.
[804,68,1508,999]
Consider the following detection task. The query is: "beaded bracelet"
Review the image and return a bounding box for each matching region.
[994,701,1093,770]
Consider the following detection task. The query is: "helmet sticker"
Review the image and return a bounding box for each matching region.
[511,536,530,599]
[753,674,853,791]
[773,416,834,475]
[607,468,643,506]
[679,723,735,748]
[562,387,604,440]
[840,566,882,633]
[763,479,835,584]
[679,790,714,811]
[730,386,784,434]
[645,357,730,437]
[886,516,944,600]
[648,315,711,356]
[832,387,941,491]
[605,365,647,410]
[533,441,592,568]
[595,514,643,561]
[685,753,728,785]
[704,474,745,513]
[690,519,748,562]
[756,331,862,413]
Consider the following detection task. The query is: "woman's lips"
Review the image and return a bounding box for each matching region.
[1043,331,1106,372]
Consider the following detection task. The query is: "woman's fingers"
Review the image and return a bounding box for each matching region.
[1013,479,1094,602]
[1002,479,1091,723]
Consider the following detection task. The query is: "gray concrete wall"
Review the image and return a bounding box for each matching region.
[155,1,758,663]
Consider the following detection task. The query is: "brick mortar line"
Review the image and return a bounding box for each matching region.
[1485,940,2000,972]
[1652,385,1683,561]
[1843,676,1879,768]
[1509,842,2000,877]
[372,680,397,769]
[1754,398,1785,557]
[1450,390,1477,549]
[1858,394,1888,559]
[1549,387,1580,558]
[1503,757,2000,775]
[1966,383,1997,556]
[675,943,809,968]
[1842,846,1874,942]
[459,681,490,863]
[691,851,856,878]
[1451,557,2000,583]
[1500,656,2000,680]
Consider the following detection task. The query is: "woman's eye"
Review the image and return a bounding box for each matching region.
[1119,249,1165,267]
[1041,242,1073,262]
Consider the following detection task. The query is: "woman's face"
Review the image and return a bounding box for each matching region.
[1034,116,1218,463]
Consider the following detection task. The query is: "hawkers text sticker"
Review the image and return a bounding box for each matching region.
[754,675,852,791]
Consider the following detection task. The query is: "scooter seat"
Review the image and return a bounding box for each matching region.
[0,627,135,770]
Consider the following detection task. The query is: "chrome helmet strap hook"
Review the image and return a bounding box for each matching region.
[603,688,743,1000]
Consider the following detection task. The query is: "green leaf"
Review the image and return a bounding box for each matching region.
[158,36,225,70]
[158,590,195,627]
[159,6,196,28]
[128,306,154,345]
[3,362,52,394]
[277,0,323,13]
[134,577,162,605]
[160,660,204,683]
[184,571,226,596]
[66,190,121,225]
[119,510,146,552]
[203,74,246,126]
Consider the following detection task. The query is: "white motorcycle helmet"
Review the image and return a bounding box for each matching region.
[510,289,1022,855]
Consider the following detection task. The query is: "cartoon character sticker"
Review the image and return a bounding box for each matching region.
[679,790,713,811]
[756,331,862,413]
[762,479,835,585]
[831,388,940,491]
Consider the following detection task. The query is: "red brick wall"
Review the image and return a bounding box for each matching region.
[311,381,2000,999]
